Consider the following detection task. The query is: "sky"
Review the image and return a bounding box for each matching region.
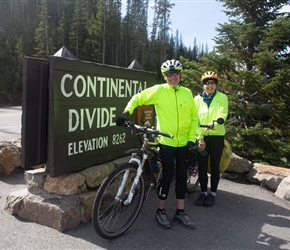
[166,1,290,50]
[122,1,290,51]
[163,0,228,50]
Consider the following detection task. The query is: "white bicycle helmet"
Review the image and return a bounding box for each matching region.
[161,59,183,75]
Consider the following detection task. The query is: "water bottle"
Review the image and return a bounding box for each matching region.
[151,158,160,173]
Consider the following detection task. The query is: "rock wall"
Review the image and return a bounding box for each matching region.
[223,153,290,202]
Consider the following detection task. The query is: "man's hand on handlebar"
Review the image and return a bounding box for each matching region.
[187,141,196,151]
[116,111,130,126]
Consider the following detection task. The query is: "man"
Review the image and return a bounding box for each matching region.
[117,59,198,230]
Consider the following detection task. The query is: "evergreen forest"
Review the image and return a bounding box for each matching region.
[0,0,290,168]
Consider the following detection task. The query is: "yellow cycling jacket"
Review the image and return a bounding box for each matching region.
[125,83,198,147]
[194,90,228,140]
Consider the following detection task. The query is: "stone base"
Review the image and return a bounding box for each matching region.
[4,156,130,232]
[4,188,96,232]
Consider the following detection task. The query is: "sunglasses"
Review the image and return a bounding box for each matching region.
[165,72,180,77]
[204,81,216,85]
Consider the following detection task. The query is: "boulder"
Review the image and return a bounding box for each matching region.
[226,153,253,173]
[0,141,21,174]
[25,168,47,194]
[5,189,82,232]
[247,163,290,192]
[275,175,290,201]
[80,163,115,188]
[44,173,87,196]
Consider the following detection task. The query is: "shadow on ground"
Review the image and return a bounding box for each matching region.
[66,179,290,250]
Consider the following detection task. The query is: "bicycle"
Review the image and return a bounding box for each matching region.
[92,120,199,239]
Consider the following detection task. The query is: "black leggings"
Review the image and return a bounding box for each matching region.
[197,136,224,193]
[158,144,188,200]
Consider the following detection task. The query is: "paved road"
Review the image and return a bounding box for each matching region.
[1,169,290,250]
[0,106,22,141]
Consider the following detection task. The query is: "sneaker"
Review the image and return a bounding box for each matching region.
[173,212,196,230]
[155,210,171,229]
[204,193,215,207]
[195,193,208,206]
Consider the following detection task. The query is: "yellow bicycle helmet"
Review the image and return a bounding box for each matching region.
[201,71,219,84]
[161,59,183,75]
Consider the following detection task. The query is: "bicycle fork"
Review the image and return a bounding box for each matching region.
[115,153,147,205]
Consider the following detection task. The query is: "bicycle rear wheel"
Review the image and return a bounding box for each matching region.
[186,164,199,193]
[92,163,145,239]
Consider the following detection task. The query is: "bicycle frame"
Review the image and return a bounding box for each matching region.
[116,131,161,205]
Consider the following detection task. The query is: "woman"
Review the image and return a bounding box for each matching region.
[194,71,228,207]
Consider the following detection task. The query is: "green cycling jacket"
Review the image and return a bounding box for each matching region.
[125,83,198,147]
[194,90,228,140]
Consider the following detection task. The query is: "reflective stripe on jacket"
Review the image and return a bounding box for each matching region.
[125,83,198,147]
[194,90,228,140]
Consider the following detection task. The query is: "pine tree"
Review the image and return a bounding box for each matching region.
[0,41,19,104]
[210,0,290,167]
[69,0,88,59]
[34,0,55,58]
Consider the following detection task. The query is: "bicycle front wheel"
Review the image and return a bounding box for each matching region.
[92,163,145,239]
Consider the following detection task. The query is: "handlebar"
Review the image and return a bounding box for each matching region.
[121,120,174,139]
[199,117,224,128]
